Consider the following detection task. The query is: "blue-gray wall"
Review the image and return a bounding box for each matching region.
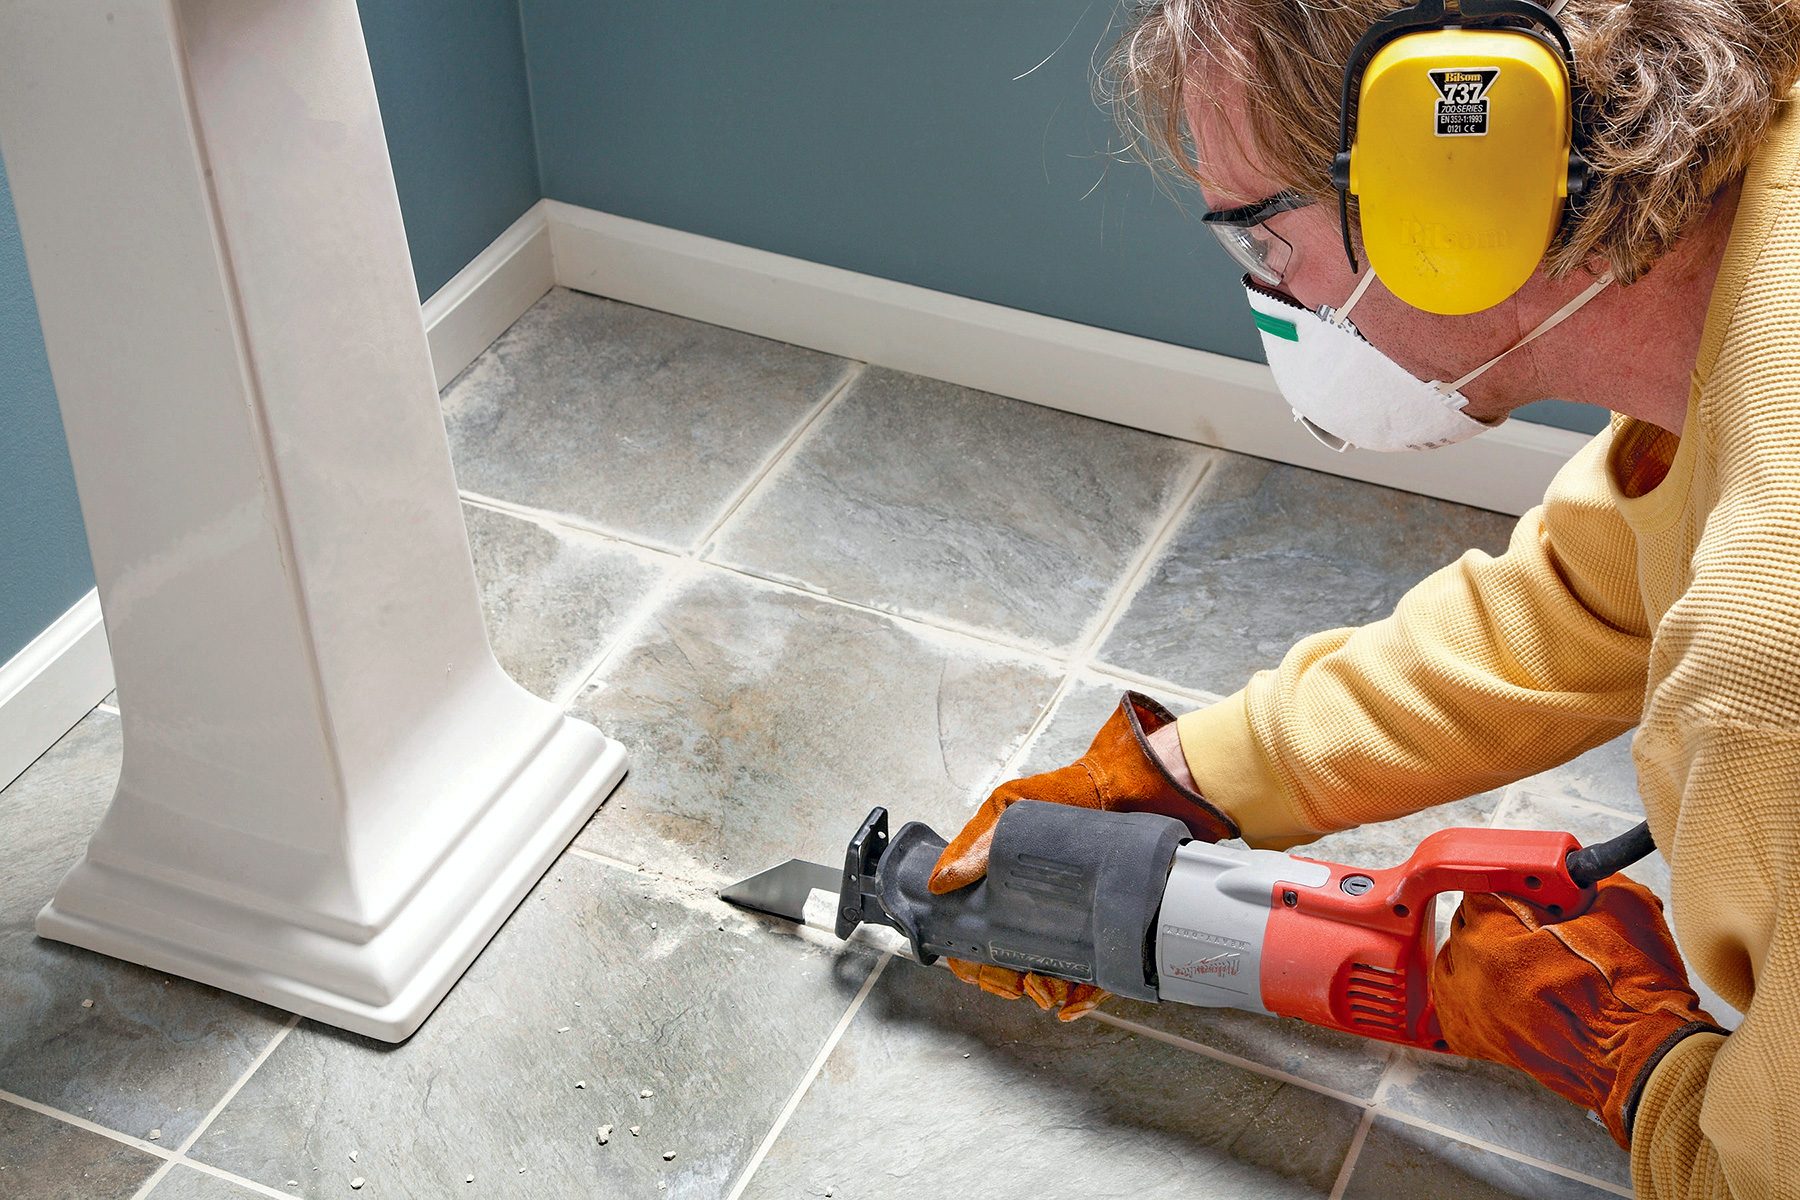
[0,0,540,665]
[517,0,1605,435]
[0,161,90,664]
[359,0,540,297]
[2,0,1602,664]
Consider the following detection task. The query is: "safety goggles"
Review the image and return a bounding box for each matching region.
[1201,189,1316,287]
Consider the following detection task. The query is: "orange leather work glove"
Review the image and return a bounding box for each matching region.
[1432,875,1728,1147]
[929,692,1239,1021]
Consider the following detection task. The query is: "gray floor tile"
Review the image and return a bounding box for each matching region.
[1343,1117,1621,1200]
[741,959,1363,1199]
[1517,732,1642,815]
[146,1165,268,1199]
[1379,1047,1631,1187]
[189,852,877,1200]
[707,366,1210,652]
[1098,455,1515,696]
[570,570,1062,881]
[0,1102,161,1199]
[0,713,291,1145]
[463,503,667,701]
[441,289,849,550]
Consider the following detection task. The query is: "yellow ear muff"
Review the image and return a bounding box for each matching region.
[1328,0,1588,316]
[1350,28,1574,314]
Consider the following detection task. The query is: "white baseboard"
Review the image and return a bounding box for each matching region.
[543,200,1588,517]
[0,590,112,790]
[422,200,555,390]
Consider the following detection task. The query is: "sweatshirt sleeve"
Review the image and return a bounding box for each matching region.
[1176,432,1652,850]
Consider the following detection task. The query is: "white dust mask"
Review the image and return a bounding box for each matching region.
[1244,270,1613,452]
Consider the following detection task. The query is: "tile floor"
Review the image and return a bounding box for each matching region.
[3,288,1708,1199]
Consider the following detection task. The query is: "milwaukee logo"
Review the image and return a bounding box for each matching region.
[1167,953,1242,980]
[1162,924,1251,951]
[990,944,1092,978]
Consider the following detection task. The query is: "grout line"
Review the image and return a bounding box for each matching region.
[1087,1012,1369,1109]
[1091,1012,1632,1195]
[1326,1106,1378,1200]
[465,494,1083,676]
[562,841,727,894]
[126,1014,301,1200]
[174,1014,300,1155]
[979,669,1083,802]
[459,489,685,558]
[692,361,866,553]
[1373,1108,1635,1197]
[174,1159,303,1200]
[550,565,693,711]
[724,952,893,1200]
[1066,451,1213,662]
[1078,663,1226,708]
[967,456,1217,800]
[0,1088,175,1161]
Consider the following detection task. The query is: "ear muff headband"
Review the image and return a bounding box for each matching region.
[1328,0,1590,310]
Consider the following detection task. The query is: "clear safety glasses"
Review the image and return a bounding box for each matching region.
[1201,190,1316,287]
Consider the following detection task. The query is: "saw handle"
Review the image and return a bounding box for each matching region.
[1267,826,1597,1050]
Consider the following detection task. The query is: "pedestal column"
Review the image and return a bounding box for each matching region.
[0,0,626,1041]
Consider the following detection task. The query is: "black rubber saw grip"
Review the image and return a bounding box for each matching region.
[836,800,1187,1002]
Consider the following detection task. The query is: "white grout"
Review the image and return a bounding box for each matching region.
[1326,1106,1379,1200]
[1088,1012,1370,1109]
[693,361,865,552]
[0,1088,175,1160]
[1376,1108,1636,1197]
[724,952,893,1200]
[125,1013,301,1200]
[1067,449,1215,658]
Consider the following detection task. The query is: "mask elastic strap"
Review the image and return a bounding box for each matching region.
[1438,272,1613,395]
[1329,268,1381,327]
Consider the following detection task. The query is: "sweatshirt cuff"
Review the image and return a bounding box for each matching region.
[1175,692,1316,850]
[1629,1029,1725,1169]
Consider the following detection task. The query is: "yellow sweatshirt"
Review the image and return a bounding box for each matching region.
[1177,98,1800,1199]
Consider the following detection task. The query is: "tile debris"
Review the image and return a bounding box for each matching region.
[557,1026,571,1033]
[596,1124,613,1145]
[640,1088,654,1098]
[349,1151,358,1163]
[630,1125,641,1137]
[465,1176,475,1184]
[350,1178,365,1191]
[574,1080,587,1089]
[148,1129,162,1142]
[662,1151,676,1161]
[81,999,94,1009]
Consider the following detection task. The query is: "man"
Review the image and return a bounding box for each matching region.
[930,2,1800,1196]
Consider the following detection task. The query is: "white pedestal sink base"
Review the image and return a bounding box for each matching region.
[39,726,625,1042]
[0,0,629,1042]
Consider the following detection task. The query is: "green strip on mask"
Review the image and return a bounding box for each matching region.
[1253,310,1300,342]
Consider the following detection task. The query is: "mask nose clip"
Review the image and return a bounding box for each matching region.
[1295,413,1353,453]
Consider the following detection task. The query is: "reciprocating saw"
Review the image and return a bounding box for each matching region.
[721,800,1655,1051]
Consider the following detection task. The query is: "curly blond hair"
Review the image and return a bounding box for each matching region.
[1107,0,1800,283]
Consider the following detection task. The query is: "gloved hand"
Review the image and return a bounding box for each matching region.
[1432,875,1728,1147]
[929,692,1239,1020]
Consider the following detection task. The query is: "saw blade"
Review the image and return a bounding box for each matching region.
[719,858,841,923]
